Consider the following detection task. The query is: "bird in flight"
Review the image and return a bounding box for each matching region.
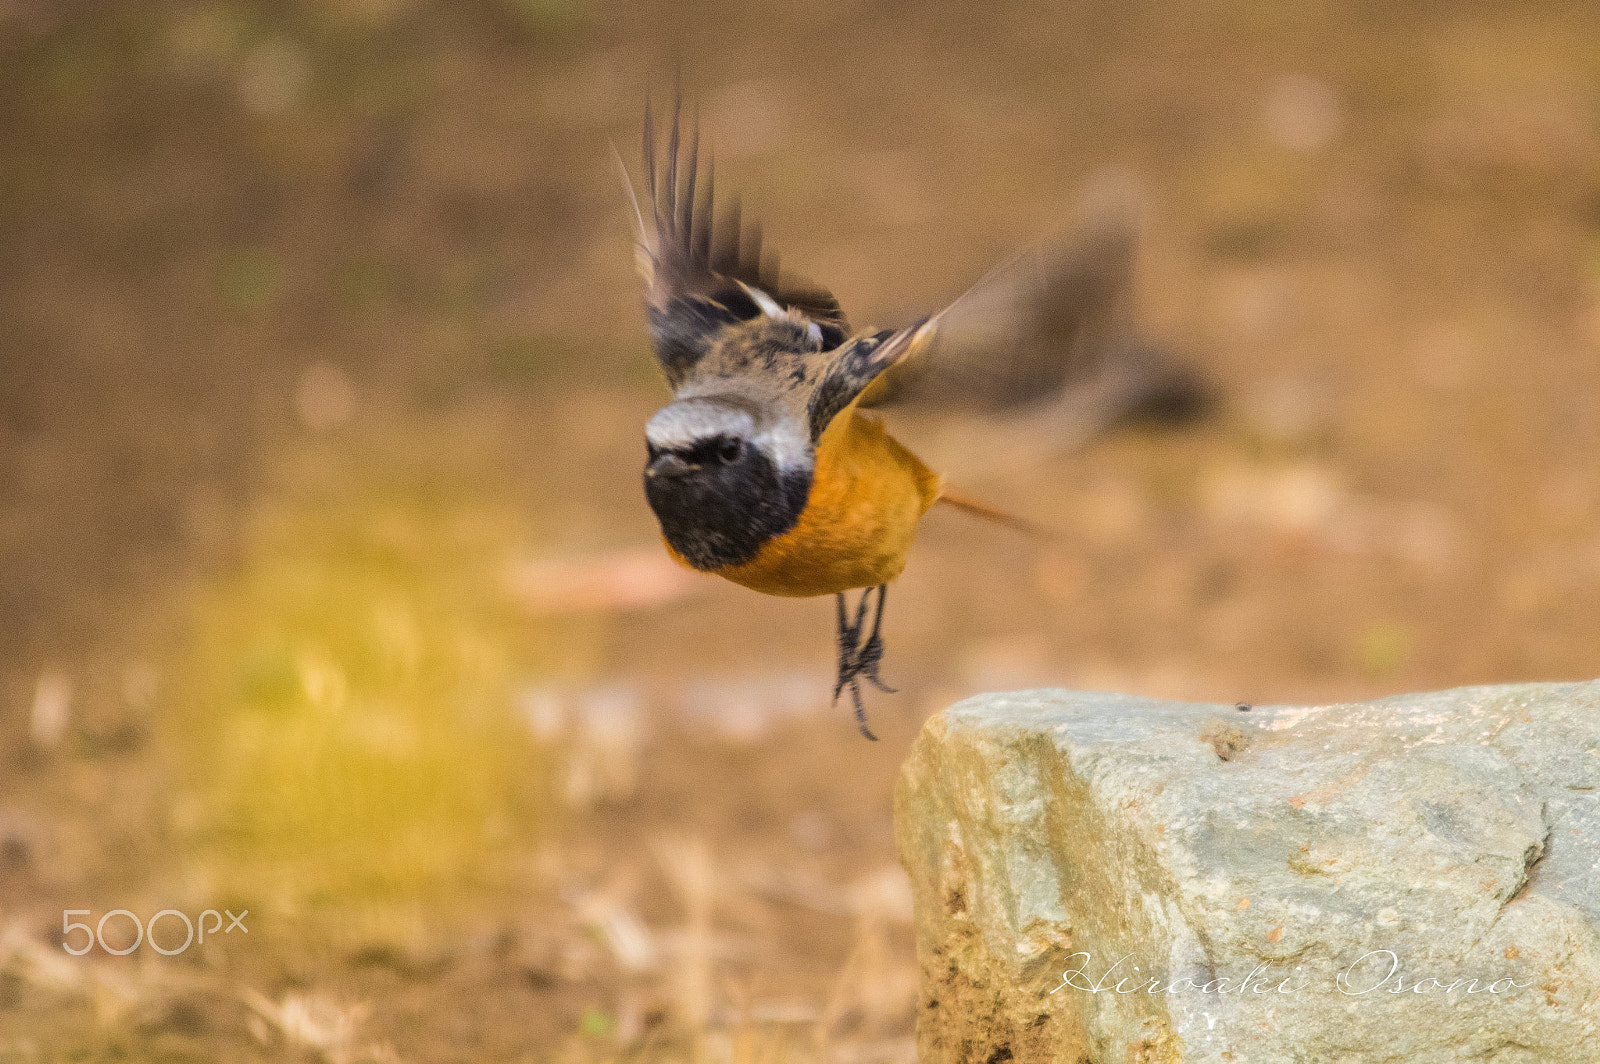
[622,96,1198,739]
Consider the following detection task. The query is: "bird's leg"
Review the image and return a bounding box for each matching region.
[831,586,893,741]
[833,589,868,701]
[857,584,895,694]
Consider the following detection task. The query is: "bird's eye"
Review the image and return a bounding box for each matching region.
[716,438,743,464]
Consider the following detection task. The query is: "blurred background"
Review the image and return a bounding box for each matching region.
[3,0,1600,1060]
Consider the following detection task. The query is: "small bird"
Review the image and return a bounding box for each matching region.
[623,97,1199,739]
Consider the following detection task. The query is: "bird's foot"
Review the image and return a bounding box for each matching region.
[833,584,893,740]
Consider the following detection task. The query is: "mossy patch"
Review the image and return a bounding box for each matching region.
[169,418,595,941]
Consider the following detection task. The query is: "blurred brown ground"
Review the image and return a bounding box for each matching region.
[3,0,1600,1060]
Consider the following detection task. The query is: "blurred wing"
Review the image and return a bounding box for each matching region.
[633,95,849,389]
[806,319,938,442]
[863,173,1204,422]
[804,178,1149,443]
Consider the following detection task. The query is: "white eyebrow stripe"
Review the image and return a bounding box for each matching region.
[752,417,812,472]
[645,400,755,450]
[645,397,813,473]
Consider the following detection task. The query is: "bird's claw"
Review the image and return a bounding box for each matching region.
[856,628,894,694]
[833,584,892,739]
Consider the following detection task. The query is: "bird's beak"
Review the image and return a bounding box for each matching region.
[646,452,694,478]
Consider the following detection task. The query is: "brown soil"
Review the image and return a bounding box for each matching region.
[3,1,1600,1061]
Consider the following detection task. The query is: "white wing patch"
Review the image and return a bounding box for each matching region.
[737,280,827,350]
[738,280,786,320]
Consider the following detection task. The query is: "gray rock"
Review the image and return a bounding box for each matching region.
[894,682,1600,1063]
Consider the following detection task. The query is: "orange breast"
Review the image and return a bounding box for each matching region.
[706,410,943,598]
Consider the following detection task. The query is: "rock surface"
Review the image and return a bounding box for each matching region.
[894,682,1600,1063]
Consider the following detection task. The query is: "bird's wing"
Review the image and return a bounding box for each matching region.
[803,177,1152,443]
[803,175,1206,446]
[805,320,939,443]
[629,95,850,390]
[863,174,1144,410]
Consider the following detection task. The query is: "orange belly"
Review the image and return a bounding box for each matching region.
[680,411,942,598]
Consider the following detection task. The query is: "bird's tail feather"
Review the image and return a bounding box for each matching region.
[935,486,1056,541]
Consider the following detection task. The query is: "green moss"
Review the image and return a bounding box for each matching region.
[218,248,282,314]
[1357,621,1413,679]
[171,422,588,930]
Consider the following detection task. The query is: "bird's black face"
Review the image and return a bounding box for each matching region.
[643,401,812,571]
